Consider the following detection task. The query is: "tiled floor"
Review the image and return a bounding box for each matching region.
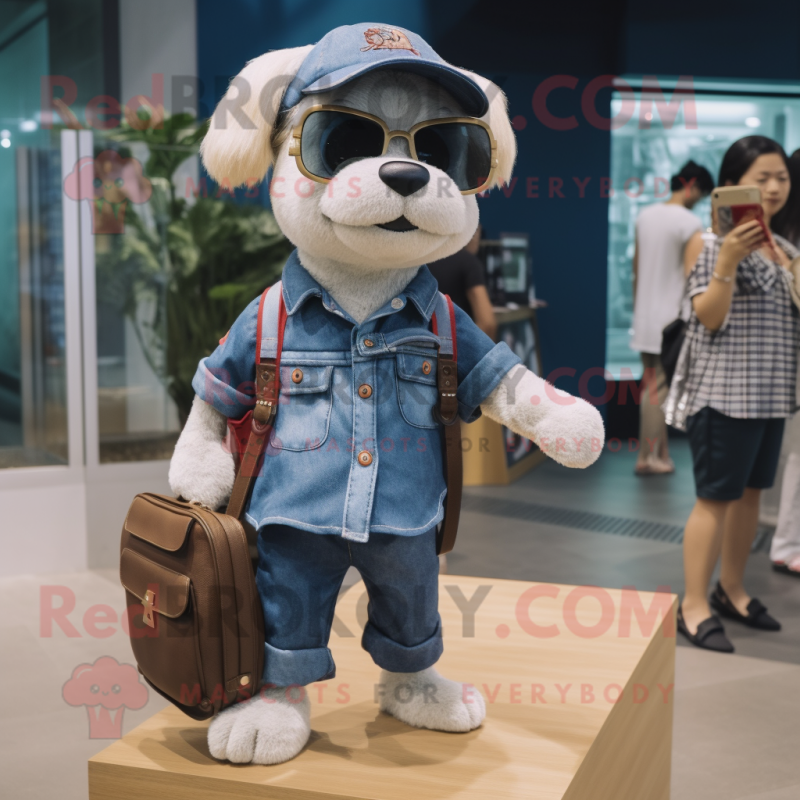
[2,438,798,799]
[454,438,800,667]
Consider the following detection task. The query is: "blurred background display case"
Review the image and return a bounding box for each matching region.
[466,235,544,484]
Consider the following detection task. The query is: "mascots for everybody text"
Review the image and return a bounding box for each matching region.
[169,23,605,765]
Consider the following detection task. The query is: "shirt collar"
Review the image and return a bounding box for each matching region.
[281,250,324,314]
[281,250,440,322]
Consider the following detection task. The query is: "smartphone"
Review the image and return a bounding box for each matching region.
[711,186,766,236]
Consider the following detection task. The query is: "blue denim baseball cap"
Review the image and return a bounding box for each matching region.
[281,23,489,117]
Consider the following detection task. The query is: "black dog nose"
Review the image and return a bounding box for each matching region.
[379,161,430,197]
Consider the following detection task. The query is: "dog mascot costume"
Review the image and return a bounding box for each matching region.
[169,23,605,765]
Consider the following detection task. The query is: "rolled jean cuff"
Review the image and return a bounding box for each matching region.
[361,618,443,673]
[261,640,336,687]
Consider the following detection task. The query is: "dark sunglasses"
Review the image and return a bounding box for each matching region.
[288,105,497,195]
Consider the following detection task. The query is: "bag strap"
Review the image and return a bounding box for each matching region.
[431,292,462,555]
[226,282,285,519]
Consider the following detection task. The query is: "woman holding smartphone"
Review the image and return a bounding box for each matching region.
[664,135,797,652]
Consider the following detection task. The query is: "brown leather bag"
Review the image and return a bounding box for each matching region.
[120,494,266,719]
[119,286,284,719]
[119,285,462,720]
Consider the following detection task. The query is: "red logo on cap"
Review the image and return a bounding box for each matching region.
[360,27,420,57]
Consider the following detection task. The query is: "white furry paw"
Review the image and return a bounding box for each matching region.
[531,397,605,469]
[481,365,605,469]
[207,687,311,765]
[169,395,235,509]
[378,667,485,732]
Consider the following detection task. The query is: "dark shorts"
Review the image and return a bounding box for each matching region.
[686,407,786,501]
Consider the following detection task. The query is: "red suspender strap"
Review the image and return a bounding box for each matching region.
[254,287,268,364]
[276,297,287,376]
[226,283,285,519]
[446,294,458,361]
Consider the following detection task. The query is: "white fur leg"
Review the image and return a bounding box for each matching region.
[168,395,235,509]
[481,364,605,468]
[378,667,486,732]
[207,687,311,765]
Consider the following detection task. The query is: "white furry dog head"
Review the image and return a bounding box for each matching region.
[201,28,515,277]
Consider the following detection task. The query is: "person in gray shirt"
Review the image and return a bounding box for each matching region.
[631,161,713,475]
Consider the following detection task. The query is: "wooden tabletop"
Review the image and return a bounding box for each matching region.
[90,575,676,800]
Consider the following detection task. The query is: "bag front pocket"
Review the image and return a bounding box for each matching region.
[270,364,334,451]
[120,548,207,711]
[395,351,439,429]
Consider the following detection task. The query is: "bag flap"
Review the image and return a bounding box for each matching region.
[124,494,194,551]
[120,547,190,618]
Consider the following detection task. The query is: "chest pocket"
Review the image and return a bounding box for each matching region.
[395,349,439,429]
[270,365,334,451]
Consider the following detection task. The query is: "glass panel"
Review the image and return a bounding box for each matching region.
[606,90,800,379]
[0,11,69,468]
[89,120,291,463]
[90,130,183,463]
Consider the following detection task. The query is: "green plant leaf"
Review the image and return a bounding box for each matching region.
[94,112,290,425]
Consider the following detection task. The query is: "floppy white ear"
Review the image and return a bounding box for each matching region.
[456,68,517,190]
[201,45,313,187]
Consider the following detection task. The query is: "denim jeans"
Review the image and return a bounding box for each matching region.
[256,523,443,687]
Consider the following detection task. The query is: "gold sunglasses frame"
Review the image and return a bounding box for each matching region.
[288,104,498,195]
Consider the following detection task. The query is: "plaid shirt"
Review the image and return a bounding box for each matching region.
[664,233,800,430]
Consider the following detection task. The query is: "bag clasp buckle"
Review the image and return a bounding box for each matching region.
[143,590,156,628]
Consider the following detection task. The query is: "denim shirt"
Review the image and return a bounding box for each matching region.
[192,250,521,540]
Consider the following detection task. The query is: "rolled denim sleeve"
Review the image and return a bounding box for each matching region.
[453,303,522,423]
[191,295,260,419]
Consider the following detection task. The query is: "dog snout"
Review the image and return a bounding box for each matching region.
[378,161,430,197]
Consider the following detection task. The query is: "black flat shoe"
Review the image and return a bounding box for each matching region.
[772,560,800,578]
[677,606,734,653]
[709,581,782,631]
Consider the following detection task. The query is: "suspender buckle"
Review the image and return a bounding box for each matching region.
[433,399,459,425]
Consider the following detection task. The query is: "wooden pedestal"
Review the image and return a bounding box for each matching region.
[89,576,676,800]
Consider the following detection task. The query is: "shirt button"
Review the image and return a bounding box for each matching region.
[391,297,403,309]
[358,384,372,398]
[291,369,303,384]
[357,450,373,466]
[364,339,375,348]
[422,361,432,375]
